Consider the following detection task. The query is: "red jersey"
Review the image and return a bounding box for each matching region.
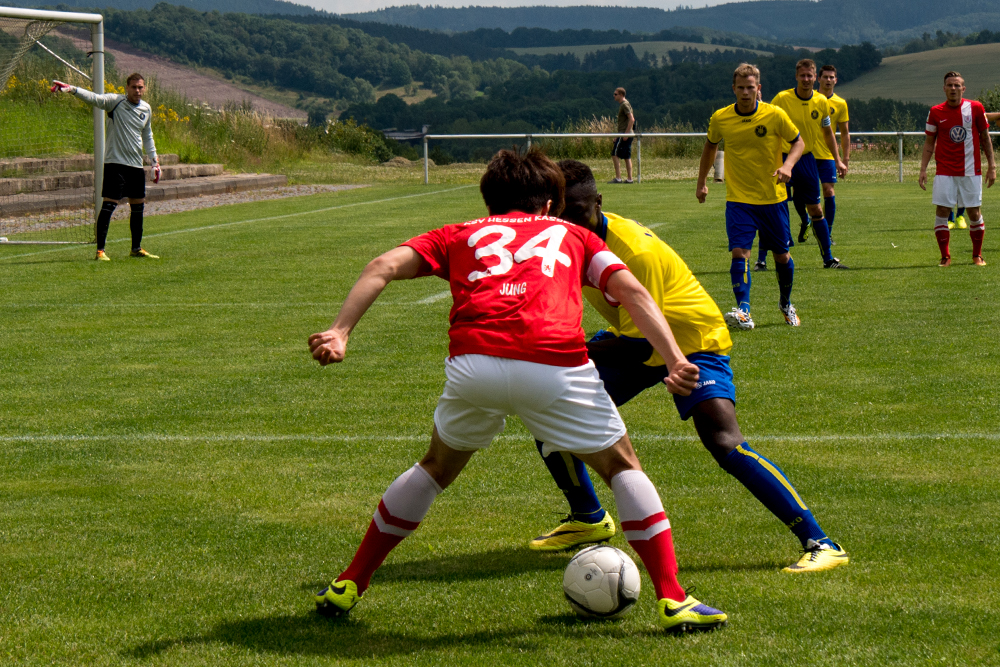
[403,213,628,367]
[926,99,989,176]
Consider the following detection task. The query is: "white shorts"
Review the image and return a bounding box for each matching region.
[932,175,982,208]
[433,354,626,455]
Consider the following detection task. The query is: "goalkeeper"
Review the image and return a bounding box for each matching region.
[53,73,160,260]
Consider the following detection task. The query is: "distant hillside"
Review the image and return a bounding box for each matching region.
[511,41,772,59]
[7,0,319,15]
[346,1,1000,47]
[836,42,1000,105]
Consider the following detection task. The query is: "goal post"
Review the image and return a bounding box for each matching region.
[0,5,104,244]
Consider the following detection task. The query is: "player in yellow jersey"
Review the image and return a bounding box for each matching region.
[814,64,851,246]
[529,159,849,574]
[769,59,849,269]
[697,63,804,330]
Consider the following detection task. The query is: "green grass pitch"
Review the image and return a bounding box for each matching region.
[1,179,998,666]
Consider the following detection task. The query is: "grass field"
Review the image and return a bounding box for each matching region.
[836,42,1000,105]
[2,176,999,666]
[509,40,771,60]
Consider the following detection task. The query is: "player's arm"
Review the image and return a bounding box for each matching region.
[776,135,804,182]
[309,246,424,365]
[55,83,119,111]
[604,270,698,396]
[696,140,718,203]
[986,112,1000,125]
[918,134,936,190]
[979,125,996,188]
[839,121,850,164]
[142,119,160,181]
[822,123,847,177]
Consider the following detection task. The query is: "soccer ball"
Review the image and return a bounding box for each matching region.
[563,545,641,619]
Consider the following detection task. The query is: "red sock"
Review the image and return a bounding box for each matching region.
[935,229,951,259]
[337,464,441,594]
[611,470,687,602]
[971,227,985,257]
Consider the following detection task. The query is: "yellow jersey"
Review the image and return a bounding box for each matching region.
[582,212,733,363]
[706,101,801,206]
[770,88,831,155]
[812,93,849,161]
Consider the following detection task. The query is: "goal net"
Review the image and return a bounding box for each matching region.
[0,7,104,244]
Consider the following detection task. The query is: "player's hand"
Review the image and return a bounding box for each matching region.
[773,165,793,183]
[696,184,708,203]
[50,80,72,93]
[987,166,997,188]
[153,163,161,184]
[309,329,348,365]
[836,160,848,178]
[918,170,928,190]
[663,361,699,396]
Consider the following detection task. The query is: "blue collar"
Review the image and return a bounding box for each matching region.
[596,213,609,241]
[795,88,814,101]
[735,101,758,117]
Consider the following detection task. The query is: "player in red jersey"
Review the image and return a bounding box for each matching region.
[308,149,728,633]
[919,71,997,266]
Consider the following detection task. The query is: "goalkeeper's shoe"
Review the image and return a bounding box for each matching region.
[782,541,849,573]
[658,592,728,633]
[957,214,968,230]
[723,307,755,331]
[95,250,110,261]
[315,579,363,617]
[529,511,616,552]
[130,248,159,259]
[947,219,956,230]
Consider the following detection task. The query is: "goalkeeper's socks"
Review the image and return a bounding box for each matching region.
[970,216,985,257]
[720,443,827,548]
[129,202,145,251]
[824,196,836,231]
[775,257,794,309]
[812,217,833,262]
[611,470,685,601]
[535,440,605,523]
[95,200,117,250]
[339,463,441,594]
[730,258,751,312]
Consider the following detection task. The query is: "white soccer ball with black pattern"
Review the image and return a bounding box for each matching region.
[563,545,641,618]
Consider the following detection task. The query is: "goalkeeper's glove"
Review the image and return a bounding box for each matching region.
[153,163,161,183]
[50,80,73,93]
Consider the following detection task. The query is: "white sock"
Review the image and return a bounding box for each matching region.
[375,463,442,537]
[610,469,670,540]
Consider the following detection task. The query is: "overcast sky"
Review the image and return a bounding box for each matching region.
[306,1,735,16]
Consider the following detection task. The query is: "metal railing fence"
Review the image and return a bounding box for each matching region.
[422,131,999,185]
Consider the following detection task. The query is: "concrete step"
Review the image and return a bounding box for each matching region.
[0,173,289,217]
[0,163,225,195]
[0,154,180,177]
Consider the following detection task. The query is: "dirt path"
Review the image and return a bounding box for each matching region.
[55,30,306,120]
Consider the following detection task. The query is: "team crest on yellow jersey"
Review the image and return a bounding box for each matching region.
[810,110,819,119]
[755,125,767,137]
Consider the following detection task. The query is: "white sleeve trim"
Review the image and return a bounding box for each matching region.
[586,250,625,289]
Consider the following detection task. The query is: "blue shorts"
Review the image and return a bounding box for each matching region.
[726,201,793,254]
[785,152,821,205]
[816,159,837,184]
[587,332,736,421]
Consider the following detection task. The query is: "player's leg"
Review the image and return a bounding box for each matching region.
[315,354,505,616]
[95,163,124,260]
[797,155,842,267]
[821,176,836,242]
[724,203,755,330]
[577,436,728,632]
[531,336,665,551]
[932,176,958,267]
[957,206,968,230]
[611,141,622,182]
[959,177,985,265]
[948,207,956,229]
[125,167,157,258]
[757,203,798,325]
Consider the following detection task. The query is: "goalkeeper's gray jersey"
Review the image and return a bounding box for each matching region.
[73,88,157,168]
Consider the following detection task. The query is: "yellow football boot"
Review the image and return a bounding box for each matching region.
[783,541,849,573]
[95,250,111,261]
[957,214,968,230]
[658,594,728,633]
[529,511,616,551]
[130,248,159,258]
[315,579,363,617]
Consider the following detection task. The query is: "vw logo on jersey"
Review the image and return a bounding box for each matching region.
[755,125,768,137]
[811,110,820,119]
[139,113,146,120]
[950,126,968,143]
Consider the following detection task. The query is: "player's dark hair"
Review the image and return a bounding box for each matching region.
[944,70,963,82]
[125,72,145,86]
[820,64,837,74]
[795,59,816,72]
[614,87,626,96]
[480,148,565,216]
[558,159,597,193]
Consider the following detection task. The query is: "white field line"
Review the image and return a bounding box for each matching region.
[1,432,998,444]
[415,290,452,304]
[0,185,477,262]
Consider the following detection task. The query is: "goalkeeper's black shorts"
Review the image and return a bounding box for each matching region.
[102,162,146,200]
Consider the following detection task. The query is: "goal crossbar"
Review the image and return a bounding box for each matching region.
[0,5,104,243]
